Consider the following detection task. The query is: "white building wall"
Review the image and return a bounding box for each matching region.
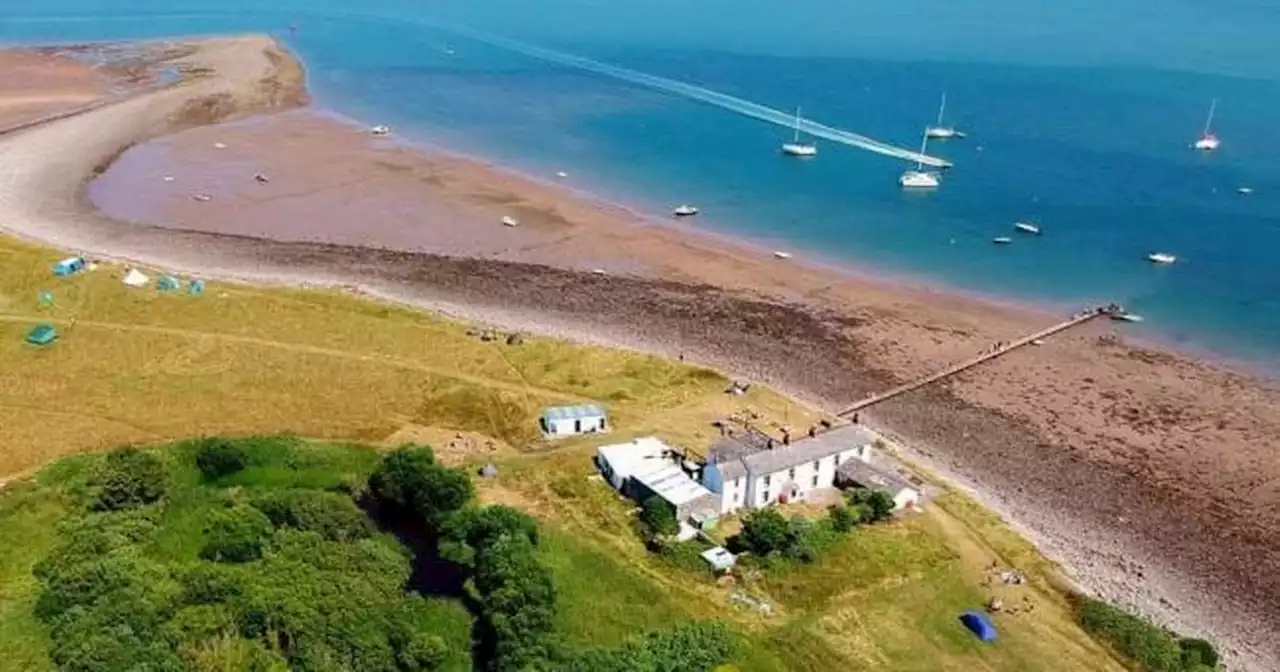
[547,414,606,436]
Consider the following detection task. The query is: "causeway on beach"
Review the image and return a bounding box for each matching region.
[1,36,1278,669]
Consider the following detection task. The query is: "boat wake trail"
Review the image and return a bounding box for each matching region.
[2,9,948,167]
[446,27,951,168]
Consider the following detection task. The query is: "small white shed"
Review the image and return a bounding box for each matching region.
[701,547,736,572]
[541,403,607,437]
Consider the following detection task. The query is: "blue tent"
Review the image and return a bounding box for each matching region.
[52,256,85,276]
[156,275,181,292]
[959,611,998,642]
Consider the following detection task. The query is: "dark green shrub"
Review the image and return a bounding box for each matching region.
[368,445,474,528]
[474,535,558,670]
[828,504,862,533]
[845,488,895,523]
[440,504,539,567]
[737,508,791,556]
[195,439,248,479]
[638,496,678,537]
[92,447,168,510]
[1077,598,1183,672]
[178,564,243,605]
[200,507,274,563]
[251,489,372,541]
[394,631,448,671]
[1178,638,1219,668]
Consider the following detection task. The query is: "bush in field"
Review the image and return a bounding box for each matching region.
[827,504,863,533]
[368,445,474,528]
[194,439,248,479]
[737,508,791,556]
[92,447,168,510]
[1178,638,1219,669]
[251,489,372,541]
[845,488,896,523]
[639,496,679,538]
[440,504,539,567]
[200,506,274,563]
[1077,597,1189,672]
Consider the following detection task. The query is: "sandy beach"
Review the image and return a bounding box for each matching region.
[1,36,1278,669]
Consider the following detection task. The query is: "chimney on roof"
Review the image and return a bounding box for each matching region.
[782,433,791,446]
[808,425,816,439]
[767,438,775,450]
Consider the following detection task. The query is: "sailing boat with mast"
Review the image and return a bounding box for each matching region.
[1193,99,1221,151]
[780,107,818,157]
[925,93,966,140]
[899,130,940,188]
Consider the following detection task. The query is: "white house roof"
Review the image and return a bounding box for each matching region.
[633,463,714,507]
[542,403,606,421]
[597,437,713,507]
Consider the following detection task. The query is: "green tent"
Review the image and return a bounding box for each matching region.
[26,324,58,346]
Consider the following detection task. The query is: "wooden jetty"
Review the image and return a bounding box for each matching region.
[837,304,1121,418]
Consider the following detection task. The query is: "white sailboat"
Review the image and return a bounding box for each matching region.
[925,93,965,140]
[1147,252,1177,264]
[780,107,818,157]
[1193,100,1220,151]
[899,130,940,188]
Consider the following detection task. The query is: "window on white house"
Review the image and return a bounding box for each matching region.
[788,467,796,481]
[763,475,771,487]
[811,473,819,487]
[762,489,770,502]
[812,460,821,472]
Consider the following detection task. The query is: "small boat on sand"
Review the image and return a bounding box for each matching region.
[1111,312,1144,323]
[773,251,793,260]
[992,236,1013,245]
[1014,222,1041,235]
[370,125,391,136]
[1147,252,1177,264]
[673,205,699,217]
[501,216,520,227]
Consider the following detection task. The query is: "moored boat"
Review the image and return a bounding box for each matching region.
[1147,252,1177,264]
[673,205,699,217]
[781,107,818,157]
[1014,222,1041,235]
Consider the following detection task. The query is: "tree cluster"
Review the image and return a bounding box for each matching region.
[369,446,475,529]
[34,445,451,672]
[733,488,897,564]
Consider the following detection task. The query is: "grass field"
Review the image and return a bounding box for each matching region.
[0,234,1129,671]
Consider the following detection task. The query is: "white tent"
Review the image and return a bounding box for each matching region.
[122,268,150,287]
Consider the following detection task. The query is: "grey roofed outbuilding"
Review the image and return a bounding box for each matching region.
[709,424,877,479]
[541,403,606,421]
[836,458,916,494]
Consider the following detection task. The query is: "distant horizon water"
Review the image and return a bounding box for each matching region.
[3,2,1279,371]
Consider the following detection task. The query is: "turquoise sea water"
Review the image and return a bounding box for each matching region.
[4,1,1279,366]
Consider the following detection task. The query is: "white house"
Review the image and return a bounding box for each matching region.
[835,460,921,511]
[596,437,719,521]
[541,403,608,437]
[700,424,876,514]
